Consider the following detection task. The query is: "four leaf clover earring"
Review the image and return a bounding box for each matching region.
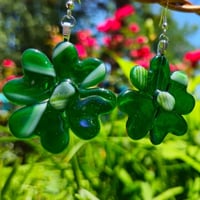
[118,8,195,144]
[3,0,116,153]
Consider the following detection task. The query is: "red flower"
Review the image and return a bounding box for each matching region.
[129,23,140,33]
[135,59,149,69]
[103,36,112,46]
[137,46,151,58]
[75,44,87,59]
[184,49,200,67]
[76,30,98,48]
[114,4,135,20]
[130,46,152,59]
[130,49,138,58]
[1,59,16,68]
[125,38,134,47]
[136,36,148,44]
[170,64,179,72]
[97,18,121,33]
[76,30,92,42]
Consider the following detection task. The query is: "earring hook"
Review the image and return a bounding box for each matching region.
[157,6,169,55]
[61,0,76,41]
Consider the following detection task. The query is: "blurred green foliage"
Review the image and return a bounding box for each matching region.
[0,0,200,200]
[0,105,200,199]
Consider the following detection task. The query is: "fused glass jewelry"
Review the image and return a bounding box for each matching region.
[3,1,116,153]
[118,11,195,144]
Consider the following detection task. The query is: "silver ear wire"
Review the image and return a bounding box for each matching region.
[61,0,76,41]
[157,7,169,55]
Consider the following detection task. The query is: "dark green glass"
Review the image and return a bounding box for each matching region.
[3,41,116,153]
[118,55,195,144]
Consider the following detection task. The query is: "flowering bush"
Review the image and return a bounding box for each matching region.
[75,30,99,59]
[96,4,154,68]
[184,49,200,68]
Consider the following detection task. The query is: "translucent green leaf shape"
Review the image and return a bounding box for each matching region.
[148,55,170,94]
[52,42,106,86]
[3,78,53,105]
[22,48,56,77]
[9,102,47,138]
[69,88,116,140]
[3,48,56,105]
[168,79,195,114]
[37,110,70,154]
[150,110,187,144]
[118,90,155,139]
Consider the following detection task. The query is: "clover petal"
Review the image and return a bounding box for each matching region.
[118,90,155,139]
[37,110,70,154]
[52,41,106,86]
[169,71,195,114]
[69,88,116,139]
[3,49,56,105]
[22,48,56,77]
[52,42,79,81]
[148,55,170,94]
[9,102,47,138]
[79,58,106,88]
[150,110,187,144]
[3,78,53,105]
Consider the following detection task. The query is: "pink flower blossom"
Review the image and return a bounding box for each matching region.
[76,30,92,42]
[75,44,87,59]
[130,46,151,59]
[103,36,112,46]
[136,36,148,44]
[6,75,18,81]
[184,49,200,67]
[1,59,16,68]
[125,38,134,47]
[76,30,98,48]
[135,59,149,69]
[97,18,121,33]
[137,46,151,58]
[114,4,135,20]
[130,50,139,58]
[129,23,140,33]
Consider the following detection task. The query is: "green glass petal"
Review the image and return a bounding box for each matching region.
[50,80,76,110]
[39,112,70,154]
[118,90,155,139]
[156,90,175,111]
[3,77,53,105]
[148,55,170,94]
[118,90,155,115]
[150,110,187,144]
[130,65,148,91]
[70,114,100,140]
[22,48,55,77]
[79,59,106,88]
[79,88,117,113]
[169,79,195,114]
[69,97,100,139]
[8,102,47,138]
[52,41,79,80]
[75,58,106,87]
[69,90,116,140]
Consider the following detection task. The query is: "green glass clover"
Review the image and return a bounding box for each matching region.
[3,41,116,153]
[118,55,195,144]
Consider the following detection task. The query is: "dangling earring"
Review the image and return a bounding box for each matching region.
[117,7,195,144]
[3,0,116,153]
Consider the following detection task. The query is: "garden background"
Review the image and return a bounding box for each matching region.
[0,0,200,199]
